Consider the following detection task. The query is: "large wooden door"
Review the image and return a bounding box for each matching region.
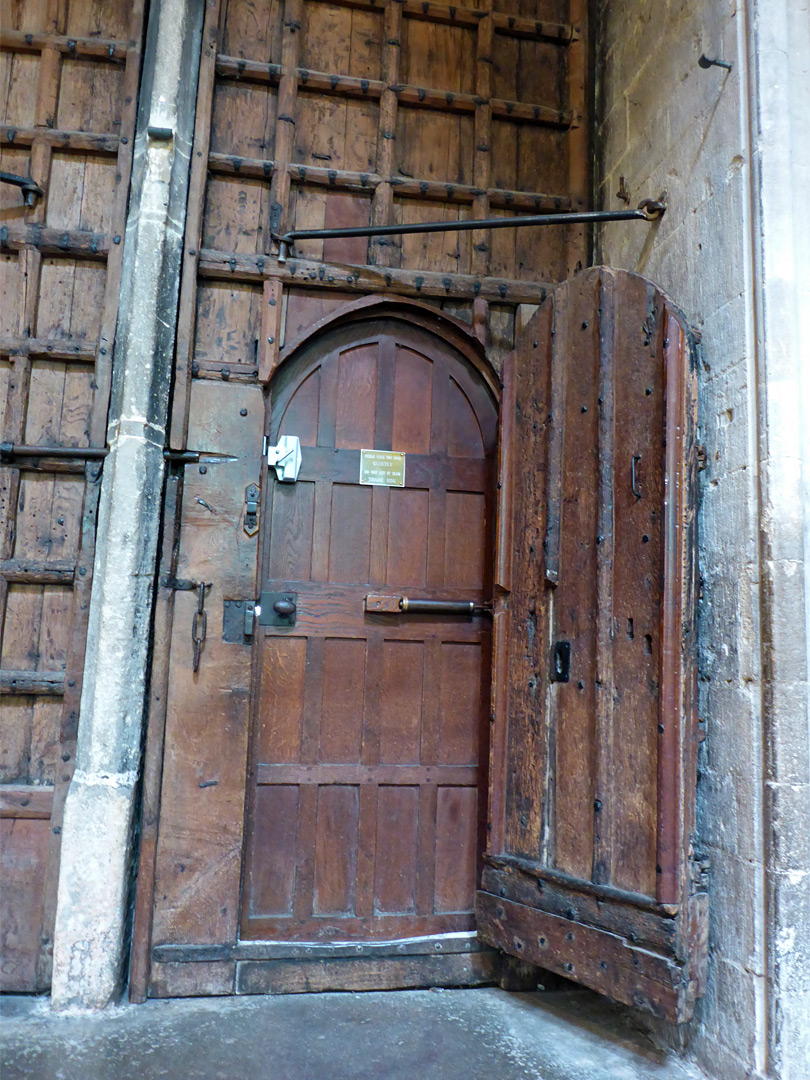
[237,314,499,991]
[1,0,144,991]
[477,267,707,1023]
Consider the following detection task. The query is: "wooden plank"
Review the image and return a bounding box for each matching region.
[214,56,284,84]
[151,380,264,951]
[477,892,696,1022]
[0,125,120,153]
[481,861,680,958]
[0,337,97,361]
[0,224,110,257]
[566,0,588,276]
[268,0,303,244]
[500,302,552,860]
[259,279,283,382]
[155,931,482,961]
[256,764,477,785]
[128,472,183,1002]
[471,5,492,287]
[491,12,576,43]
[241,909,474,942]
[0,670,65,695]
[236,951,499,993]
[657,309,695,905]
[168,0,221,450]
[149,960,235,998]
[368,0,402,267]
[0,560,74,584]
[490,99,575,128]
[0,784,54,819]
[0,817,50,991]
[199,249,551,302]
[0,31,130,59]
[317,0,576,41]
[608,276,663,899]
[207,155,571,211]
[592,274,615,886]
[487,348,516,853]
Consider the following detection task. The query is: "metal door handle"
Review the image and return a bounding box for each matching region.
[364,594,491,616]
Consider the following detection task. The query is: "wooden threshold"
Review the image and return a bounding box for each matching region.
[153,931,482,963]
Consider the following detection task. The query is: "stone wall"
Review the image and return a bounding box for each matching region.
[594,1,810,1078]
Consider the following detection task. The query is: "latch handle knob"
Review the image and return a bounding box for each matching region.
[272,598,297,617]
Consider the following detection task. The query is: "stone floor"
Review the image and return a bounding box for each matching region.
[1,987,706,1080]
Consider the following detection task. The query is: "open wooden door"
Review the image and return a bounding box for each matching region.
[477,266,706,1022]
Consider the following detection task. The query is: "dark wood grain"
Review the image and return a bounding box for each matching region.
[477,268,702,1024]
[238,317,497,971]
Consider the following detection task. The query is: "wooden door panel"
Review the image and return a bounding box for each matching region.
[241,319,496,951]
[477,267,705,1023]
[0,0,144,991]
[149,380,265,950]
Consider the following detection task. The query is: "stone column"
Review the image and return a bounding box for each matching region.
[50,0,204,1010]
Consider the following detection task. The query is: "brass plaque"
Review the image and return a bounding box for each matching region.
[359,449,406,487]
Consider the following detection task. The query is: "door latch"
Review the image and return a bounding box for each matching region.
[265,435,301,482]
[257,590,297,627]
[244,483,260,536]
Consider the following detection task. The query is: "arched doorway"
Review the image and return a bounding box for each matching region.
[238,309,500,987]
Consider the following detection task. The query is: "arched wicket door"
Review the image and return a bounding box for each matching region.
[239,316,499,983]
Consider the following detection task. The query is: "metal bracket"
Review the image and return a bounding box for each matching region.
[244,483,260,536]
[222,599,256,642]
[266,435,301,482]
[257,590,297,627]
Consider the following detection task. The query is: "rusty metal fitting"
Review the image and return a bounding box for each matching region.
[637,195,668,220]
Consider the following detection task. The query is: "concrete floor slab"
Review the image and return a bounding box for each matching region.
[1,988,706,1080]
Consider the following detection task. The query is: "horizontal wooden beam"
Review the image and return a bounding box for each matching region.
[0,559,75,584]
[214,57,282,84]
[197,248,551,303]
[308,0,577,41]
[0,784,54,819]
[154,933,481,963]
[256,764,478,785]
[214,59,576,128]
[0,336,97,361]
[0,224,110,257]
[206,155,571,211]
[0,30,130,60]
[0,125,120,154]
[491,11,578,42]
[492,98,578,128]
[0,670,66,696]
[477,891,692,1021]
